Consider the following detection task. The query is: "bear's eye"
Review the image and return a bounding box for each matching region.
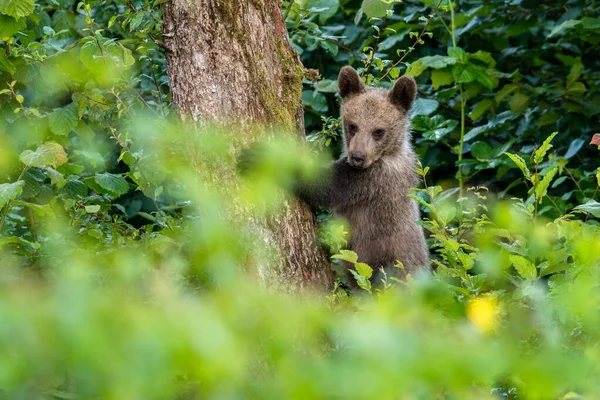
[373,129,385,137]
[348,123,357,135]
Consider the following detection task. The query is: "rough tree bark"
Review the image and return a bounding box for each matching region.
[162,0,333,290]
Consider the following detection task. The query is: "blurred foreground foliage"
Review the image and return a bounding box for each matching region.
[1,0,600,399]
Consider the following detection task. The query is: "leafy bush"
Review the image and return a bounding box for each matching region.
[1,0,600,398]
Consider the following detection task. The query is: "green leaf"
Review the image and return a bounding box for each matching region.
[49,104,78,136]
[93,173,130,198]
[548,19,581,38]
[85,205,101,213]
[73,120,95,141]
[0,235,40,250]
[469,98,494,121]
[567,61,584,87]
[420,55,457,69]
[536,111,559,127]
[451,65,475,83]
[45,167,66,189]
[355,262,373,280]
[19,142,68,168]
[21,169,43,198]
[533,132,558,164]
[0,49,16,74]
[470,69,494,89]
[331,249,358,264]
[13,200,55,217]
[574,200,600,218]
[0,14,26,37]
[566,81,586,96]
[447,47,467,62]
[509,92,531,113]
[66,180,88,198]
[534,167,557,203]
[405,60,426,77]
[0,0,35,18]
[471,141,494,161]
[361,0,391,18]
[430,69,453,89]
[0,180,24,209]
[509,255,537,280]
[504,152,531,180]
[319,40,339,56]
[470,50,496,68]
[494,83,519,104]
[411,99,439,116]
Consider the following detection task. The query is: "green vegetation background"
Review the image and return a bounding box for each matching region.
[0,0,600,398]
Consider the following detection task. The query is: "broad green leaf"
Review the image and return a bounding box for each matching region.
[505,152,531,179]
[471,141,494,161]
[0,49,16,74]
[548,19,580,38]
[447,47,467,62]
[49,104,78,136]
[574,200,600,218]
[494,83,519,104]
[470,69,494,89]
[536,111,559,127]
[94,173,130,198]
[567,61,584,87]
[458,253,473,270]
[361,0,391,18]
[19,142,68,168]
[469,98,494,121]
[431,69,453,89]
[46,167,66,189]
[405,60,426,77]
[420,55,457,69]
[331,249,358,264]
[509,255,537,280]
[533,132,558,164]
[534,167,557,202]
[320,40,338,56]
[0,0,35,18]
[509,92,531,113]
[85,205,101,213]
[0,180,24,209]
[0,14,26,37]
[470,50,496,68]
[411,99,439,116]
[355,262,373,280]
[451,65,475,83]
[13,200,55,217]
[308,0,340,23]
[66,180,88,198]
[0,235,40,249]
[566,81,586,96]
[21,169,43,198]
[581,16,600,30]
[73,120,95,141]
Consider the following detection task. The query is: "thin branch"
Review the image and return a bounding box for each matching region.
[378,0,445,81]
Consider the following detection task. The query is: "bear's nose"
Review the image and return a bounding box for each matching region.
[350,152,366,167]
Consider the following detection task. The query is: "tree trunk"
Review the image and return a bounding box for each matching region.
[162,0,333,290]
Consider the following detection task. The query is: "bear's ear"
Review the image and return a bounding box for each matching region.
[388,76,417,111]
[338,66,366,99]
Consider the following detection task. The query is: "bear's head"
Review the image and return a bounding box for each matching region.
[338,66,416,169]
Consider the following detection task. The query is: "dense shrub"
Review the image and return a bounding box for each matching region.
[0,0,599,398]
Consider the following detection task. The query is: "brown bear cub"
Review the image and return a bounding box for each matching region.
[296,66,430,280]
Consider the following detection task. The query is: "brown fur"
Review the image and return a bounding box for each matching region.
[295,66,430,278]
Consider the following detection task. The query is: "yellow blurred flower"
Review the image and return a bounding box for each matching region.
[467,296,501,334]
